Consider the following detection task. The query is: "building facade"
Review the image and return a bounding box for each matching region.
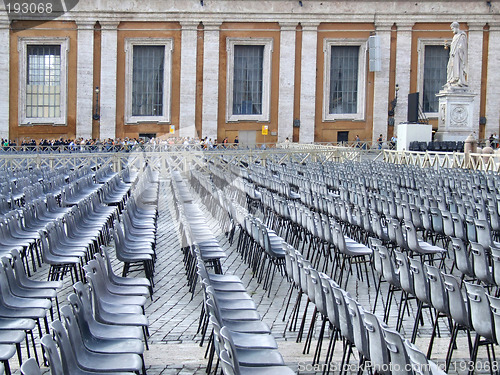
[1,0,499,145]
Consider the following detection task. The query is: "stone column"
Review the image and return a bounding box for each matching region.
[468,23,484,133]
[202,22,221,140]
[372,23,392,142]
[299,23,319,144]
[394,23,414,132]
[99,21,119,140]
[179,21,198,138]
[485,24,500,137]
[76,21,95,140]
[278,22,297,143]
[0,20,9,140]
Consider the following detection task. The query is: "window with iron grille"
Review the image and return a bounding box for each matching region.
[26,45,61,119]
[226,38,273,122]
[329,45,359,115]
[124,38,172,124]
[232,45,264,115]
[423,45,449,113]
[132,45,165,117]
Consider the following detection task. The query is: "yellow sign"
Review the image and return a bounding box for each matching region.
[169,125,175,134]
[262,125,269,135]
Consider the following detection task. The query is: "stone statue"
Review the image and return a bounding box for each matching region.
[446,22,468,88]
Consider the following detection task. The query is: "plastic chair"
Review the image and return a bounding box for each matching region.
[363,311,390,375]
[405,339,447,375]
[51,319,143,374]
[381,327,412,375]
[442,272,473,372]
[469,242,494,286]
[67,291,143,342]
[20,358,40,375]
[464,282,497,372]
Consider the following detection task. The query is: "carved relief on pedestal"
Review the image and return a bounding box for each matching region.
[450,104,468,127]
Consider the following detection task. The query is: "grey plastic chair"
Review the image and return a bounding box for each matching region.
[442,272,473,372]
[41,333,134,375]
[405,339,446,375]
[98,248,152,297]
[363,311,390,375]
[60,305,146,374]
[470,242,494,286]
[219,349,295,375]
[450,237,474,279]
[464,282,497,372]
[67,291,143,342]
[81,274,150,347]
[345,295,370,372]
[51,319,143,374]
[381,327,412,375]
[218,325,285,368]
[20,358,40,375]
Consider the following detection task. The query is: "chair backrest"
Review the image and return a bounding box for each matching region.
[488,293,500,346]
[450,237,474,278]
[40,334,64,375]
[331,285,353,343]
[490,247,500,288]
[20,357,42,375]
[394,251,414,296]
[363,311,390,374]
[219,350,237,375]
[219,327,242,374]
[382,327,412,375]
[441,210,454,238]
[379,245,400,288]
[426,265,448,315]
[470,242,494,285]
[451,213,465,241]
[442,273,471,329]
[320,276,340,330]
[464,215,477,243]
[50,319,88,375]
[345,295,369,359]
[475,218,493,249]
[404,339,433,375]
[409,257,431,305]
[464,282,495,342]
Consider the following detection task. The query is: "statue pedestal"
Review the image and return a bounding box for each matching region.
[435,87,476,141]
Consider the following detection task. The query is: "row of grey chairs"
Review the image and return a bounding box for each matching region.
[197,259,295,375]
[371,237,500,374]
[170,170,226,291]
[283,242,445,375]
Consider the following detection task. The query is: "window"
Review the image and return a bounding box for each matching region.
[226,38,273,122]
[124,38,173,124]
[418,39,450,115]
[323,39,367,121]
[132,46,164,117]
[233,45,264,115]
[18,37,69,125]
[329,46,359,114]
[422,45,449,113]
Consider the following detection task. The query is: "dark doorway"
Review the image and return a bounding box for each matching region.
[337,131,349,144]
[139,133,156,141]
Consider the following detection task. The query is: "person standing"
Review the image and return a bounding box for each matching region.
[377,134,383,149]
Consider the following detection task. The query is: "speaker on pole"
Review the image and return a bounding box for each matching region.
[407,92,419,123]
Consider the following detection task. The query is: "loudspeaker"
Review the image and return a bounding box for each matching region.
[407,92,419,123]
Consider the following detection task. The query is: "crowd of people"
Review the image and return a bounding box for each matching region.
[1,137,152,152]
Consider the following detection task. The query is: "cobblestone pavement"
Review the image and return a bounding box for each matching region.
[13,174,492,374]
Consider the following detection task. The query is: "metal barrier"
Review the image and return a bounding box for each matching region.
[0,146,364,174]
[383,149,500,172]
